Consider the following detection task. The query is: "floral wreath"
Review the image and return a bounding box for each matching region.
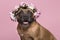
[9,2,41,22]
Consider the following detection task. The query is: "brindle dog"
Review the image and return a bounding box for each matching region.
[10,3,56,40]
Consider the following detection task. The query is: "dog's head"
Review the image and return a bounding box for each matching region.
[10,3,40,27]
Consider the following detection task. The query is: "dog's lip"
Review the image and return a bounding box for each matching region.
[23,22,29,24]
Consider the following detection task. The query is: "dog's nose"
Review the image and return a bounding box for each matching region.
[24,16,28,19]
[23,15,29,21]
[23,14,29,18]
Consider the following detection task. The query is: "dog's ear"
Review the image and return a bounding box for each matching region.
[34,11,41,19]
[32,8,41,19]
[9,11,17,22]
[9,5,20,22]
[27,3,41,19]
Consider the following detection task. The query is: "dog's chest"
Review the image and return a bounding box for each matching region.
[20,25,40,38]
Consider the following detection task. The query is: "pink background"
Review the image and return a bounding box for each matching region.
[0,0,60,40]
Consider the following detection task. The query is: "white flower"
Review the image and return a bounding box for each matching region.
[28,3,35,10]
[20,2,27,7]
[14,5,19,11]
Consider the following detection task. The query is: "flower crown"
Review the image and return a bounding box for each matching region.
[9,2,41,22]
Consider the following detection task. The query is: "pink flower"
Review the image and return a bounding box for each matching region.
[34,11,41,19]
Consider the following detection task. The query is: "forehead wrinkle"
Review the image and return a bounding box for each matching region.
[17,7,34,14]
[16,8,22,14]
[21,8,33,14]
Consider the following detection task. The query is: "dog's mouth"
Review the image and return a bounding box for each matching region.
[23,22,29,25]
[21,22,30,28]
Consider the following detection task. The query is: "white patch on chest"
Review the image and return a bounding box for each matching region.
[20,34,24,36]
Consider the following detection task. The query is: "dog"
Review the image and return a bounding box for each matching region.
[10,3,56,40]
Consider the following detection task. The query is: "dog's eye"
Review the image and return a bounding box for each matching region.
[19,10,24,14]
[27,10,33,16]
[18,10,24,16]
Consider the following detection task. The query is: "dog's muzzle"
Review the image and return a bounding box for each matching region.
[17,14,35,28]
[17,14,35,25]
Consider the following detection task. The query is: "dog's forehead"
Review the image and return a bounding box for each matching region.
[19,8,33,14]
